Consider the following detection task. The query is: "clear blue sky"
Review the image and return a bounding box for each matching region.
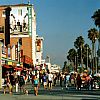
[0,0,100,67]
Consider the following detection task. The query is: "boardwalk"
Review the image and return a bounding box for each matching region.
[0,81,100,100]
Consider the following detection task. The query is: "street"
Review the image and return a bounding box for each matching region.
[0,81,100,100]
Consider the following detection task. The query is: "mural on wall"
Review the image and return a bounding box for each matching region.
[36,39,41,52]
[10,7,28,35]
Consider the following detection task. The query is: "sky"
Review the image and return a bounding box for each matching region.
[0,0,100,67]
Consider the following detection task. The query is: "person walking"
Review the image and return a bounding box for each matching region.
[65,73,70,89]
[19,72,25,94]
[9,72,15,93]
[48,72,53,90]
[60,73,63,87]
[33,75,39,96]
[42,73,47,89]
[76,74,82,90]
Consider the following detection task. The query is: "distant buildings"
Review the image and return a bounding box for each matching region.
[50,64,60,73]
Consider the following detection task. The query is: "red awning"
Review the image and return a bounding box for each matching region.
[14,67,23,71]
[3,65,12,69]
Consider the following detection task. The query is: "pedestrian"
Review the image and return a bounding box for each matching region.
[70,73,75,87]
[42,73,47,89]
[85,74,91,90]
[33,75,39,96]
[76,74,82,90]
[48,72,53,90]
[60,73,63,87]
[19,72,25,94]
[65,74,70,89]
[54,73,57,86]
[9,72,15,93]
[7,77,13,94]
[3,77,7,94]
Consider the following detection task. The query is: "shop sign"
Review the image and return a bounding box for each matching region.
[8,61,12,65]
[15,45,18,61]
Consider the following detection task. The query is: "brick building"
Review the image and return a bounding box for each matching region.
[0,3,37,88]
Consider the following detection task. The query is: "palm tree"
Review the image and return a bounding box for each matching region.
[74,36,85,71]
[83,44,91,69]
[92,9,100,27]
[88,28,99,74]
[67,48,77,71]
[92,9,100,69]
[62,61,68,73]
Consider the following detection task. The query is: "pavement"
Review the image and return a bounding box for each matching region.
[0,82,100,100]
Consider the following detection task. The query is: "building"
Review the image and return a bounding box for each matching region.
[36,36,44,65]
[0,2,37,88]
[50,64,60,73]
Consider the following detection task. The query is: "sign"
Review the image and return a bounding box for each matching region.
[8,61,12,65]
[22,55,33,64]
[15,45,18,61]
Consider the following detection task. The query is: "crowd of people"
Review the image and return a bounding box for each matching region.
[2,70,100,96]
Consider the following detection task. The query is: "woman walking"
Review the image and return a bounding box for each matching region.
[33,75,39,96]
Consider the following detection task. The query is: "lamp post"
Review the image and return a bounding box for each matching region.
[87,46,88,70]
[95,38,97,74]
[81,45,83,72]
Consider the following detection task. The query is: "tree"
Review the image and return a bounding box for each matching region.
[74,36,85,67]
[92,9,100,27]
[67,48,77,62]
[62,61,67,73]
[82,44,91,69]
[67,48,77,71]
[74,36,84,49]
[92,9,100,70]
[88,28,99,74]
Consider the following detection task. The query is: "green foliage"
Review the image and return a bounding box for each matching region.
[67,48,77,62]
[92,9,100,27]
[74,36,85,49]
[88,28,99,43]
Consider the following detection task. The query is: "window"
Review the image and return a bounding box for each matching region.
[2,10,5,17]
[0,26,4,33]
[18,9,22,16]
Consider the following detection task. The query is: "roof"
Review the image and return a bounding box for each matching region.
[0,3,33,7]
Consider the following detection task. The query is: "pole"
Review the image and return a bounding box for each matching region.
[87,46,88,70]
[92,42,94,75]
[95,40,97,74]
[81,45,83,72]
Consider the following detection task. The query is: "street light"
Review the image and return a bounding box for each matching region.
[87,46,88,70]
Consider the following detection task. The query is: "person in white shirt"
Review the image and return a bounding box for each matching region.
[48,72,53,90]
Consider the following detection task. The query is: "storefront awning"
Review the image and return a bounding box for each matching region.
[3,65,12,69]
[14,67,23,71]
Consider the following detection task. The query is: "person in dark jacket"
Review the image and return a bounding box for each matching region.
[76,74,82,90]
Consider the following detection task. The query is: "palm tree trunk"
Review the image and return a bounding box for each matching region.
[92,42,95,75]
[98,27,100,69]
